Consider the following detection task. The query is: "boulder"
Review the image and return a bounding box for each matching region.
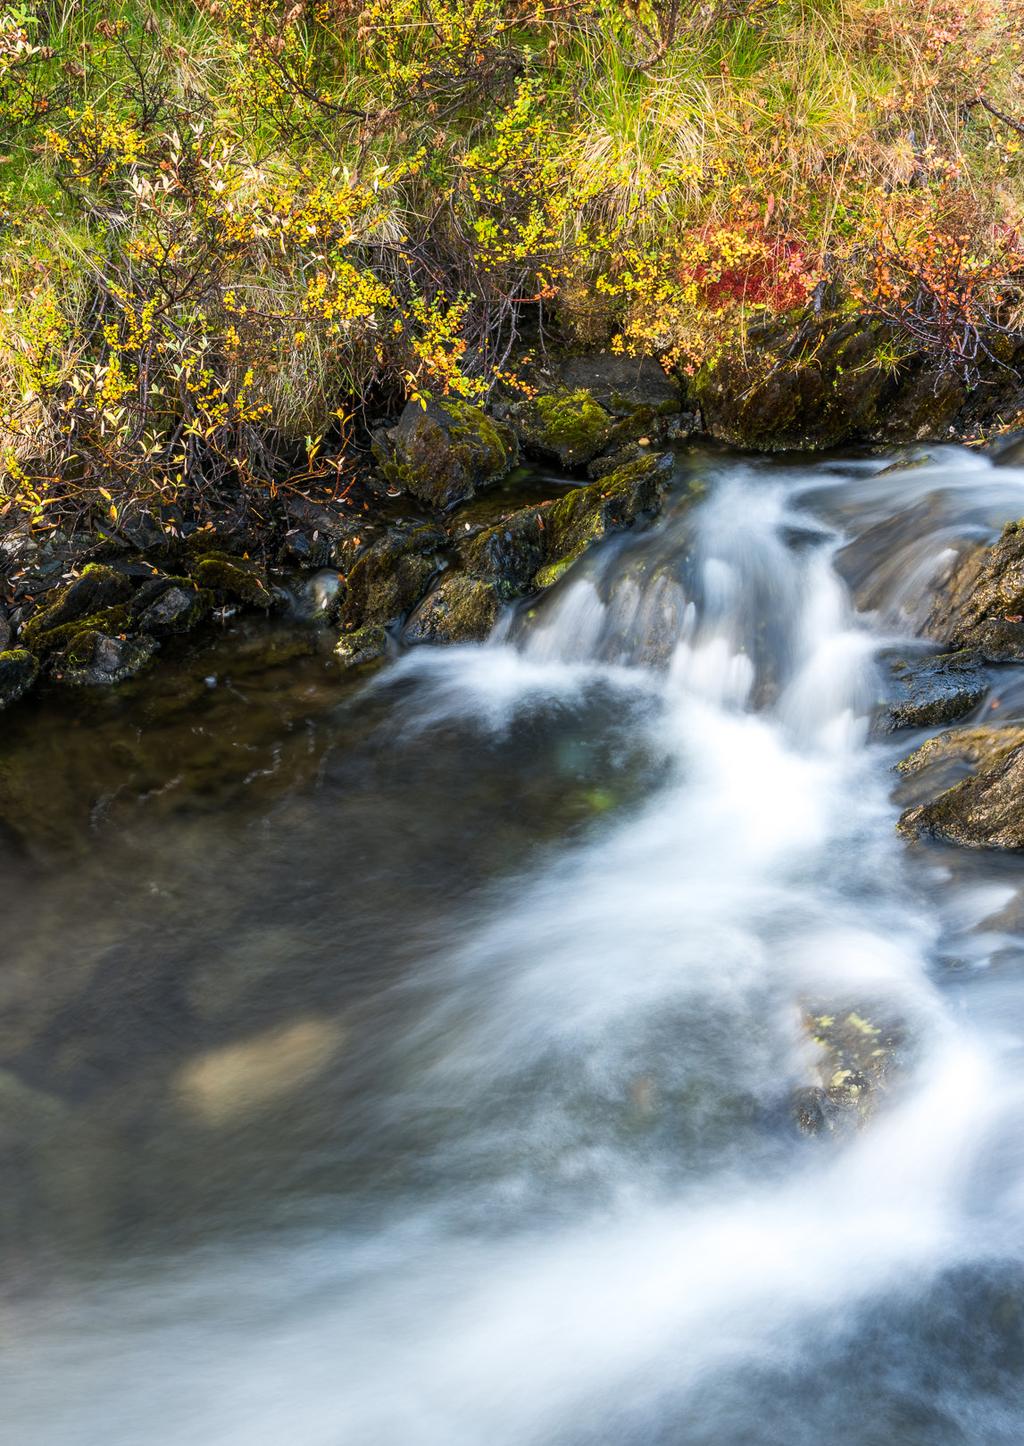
[555,353,683,418]
[505,387,615,469]
[127,576,211,636]
[924,521,1024,660]
[793,1007,903,1136]
[692,313,966,451]
[18,564,133,650]
[0,649,39,709]
[876,650,988,732]
[373,398,518,510]
[404,574,500,644]
[898,730,1024,849]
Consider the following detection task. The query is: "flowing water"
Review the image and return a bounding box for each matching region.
[6,445,1024,1444]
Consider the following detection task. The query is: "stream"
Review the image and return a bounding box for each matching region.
[5,445,1024,1444]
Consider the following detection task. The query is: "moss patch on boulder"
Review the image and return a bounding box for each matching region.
[404,573,500,644]
[374,398,518,510]
[0,649,40,709]
[508,387,615,470]
[190,554,274,609]
[19,564,133,650]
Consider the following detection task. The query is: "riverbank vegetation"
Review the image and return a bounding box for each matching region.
[2,0,1024,533]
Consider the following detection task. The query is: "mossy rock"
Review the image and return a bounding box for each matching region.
[339,524,446,631]
[556,354,683,418]
[508,387,615,469]
[127,576,212,636]
[19,564,133,650]
[404,574,500,644]
[335,622,389,669]
[190,554,274,609]
[53,631,157,687]
[374,398,518,511]
[0,648,39,709]
[535,453,671,587]
[22,603,132,657]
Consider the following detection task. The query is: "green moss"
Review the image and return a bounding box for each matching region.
[335,622,388,669]
[524,388,614,467]
[0,649,40,709]
[25,604,132,656]
[19,565,133,649]
[190,554,274,609]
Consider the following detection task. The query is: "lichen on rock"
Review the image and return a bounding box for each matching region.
[898,726,1024,849]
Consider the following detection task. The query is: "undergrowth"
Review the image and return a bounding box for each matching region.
[1,0,1023,533]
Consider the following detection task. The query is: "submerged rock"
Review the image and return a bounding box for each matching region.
[0,649,39,709]
[54,630,157,687]
[898,728,1024,849]
[877,650,988,731]
[373,398,518,510]
[793,1008,902,1135]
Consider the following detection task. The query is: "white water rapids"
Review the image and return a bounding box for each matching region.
[8,446,1024,1444]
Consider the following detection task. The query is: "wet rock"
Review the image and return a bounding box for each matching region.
[128,576,211,636]
[335,622,389,669]
[0,649,39,709]
[898,729,1024,849]
[794,1008,902,1136]
[54,631,157,687]
[555,353,683,418]
[18,564,134,650]
[338,524,445,632]
[404,573,500,644]
[0,606,10,651]
[877,650,988,732]
[403,452,675,645]
[925,521,1024,660]
[462,506,548,600]
[189,553,274,609]
[373,398,518,510]
[533,452,672,587]
[896,723,1024,779]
